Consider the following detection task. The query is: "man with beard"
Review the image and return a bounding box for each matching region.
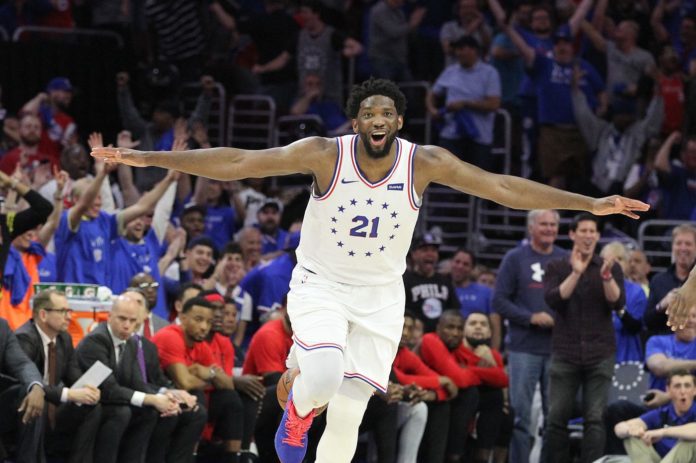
[0,114,53,175]
[420,310,509,463]
[542,213,625,463]
[129,273,170,337]
[404,233,460,333]
[92,77,650,463]
[256,199,288,259]
[20,77,77,161]
[55,162,176,286]
[644,224,696,337]
[109,171,178,307]
[154,296,243,463]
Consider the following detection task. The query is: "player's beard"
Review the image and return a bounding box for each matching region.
[361,131,398,159]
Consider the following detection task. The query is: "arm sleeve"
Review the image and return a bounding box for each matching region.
[544,259,570,312]
[9,190,53,240]
[5,325,43,389]
[492,252,531,327]
[419,335,480,388]
[152,182,176,243]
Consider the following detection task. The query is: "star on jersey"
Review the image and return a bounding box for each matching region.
[379,246,386,252]
[365,251,372,257]
[337,241,344,247]
[366,198,373,205]
[394,224,400,229]
[331,228,337,234]
[382,202,389,210]
[348,250,355,257]
[338,205,345,213]
[331,217,337,223]
[391,211,398,218]
[350,199,357,206]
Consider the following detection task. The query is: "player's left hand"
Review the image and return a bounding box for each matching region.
[591,195,650,219]
[666,282,696,330]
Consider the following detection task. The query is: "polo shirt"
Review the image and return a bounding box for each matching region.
[641,402,696,456]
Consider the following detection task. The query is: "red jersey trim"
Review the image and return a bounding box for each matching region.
[406,143,420,211]
[313,137,344,201]
[344,372,387,393]
[293,335,344,352]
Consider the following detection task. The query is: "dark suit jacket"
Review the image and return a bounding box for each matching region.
[0,317,42,391]
[74,323,172,404]
[15,320,82,405]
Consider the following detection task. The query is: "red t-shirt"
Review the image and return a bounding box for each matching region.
[0,147,54,175]
[659,74,685,135]
[242,319,293,376]
[393,346,448,401]
[153,324,215,370]
[206,333,235,376]
[420,333,509,389]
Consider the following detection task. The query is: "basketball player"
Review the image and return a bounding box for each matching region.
[92,78,653,463]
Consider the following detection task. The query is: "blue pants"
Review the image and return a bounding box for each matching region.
[507,351,551,463]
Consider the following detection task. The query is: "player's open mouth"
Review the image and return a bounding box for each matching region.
[371,131,387,146]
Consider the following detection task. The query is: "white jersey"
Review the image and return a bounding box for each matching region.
[296,134,421,286]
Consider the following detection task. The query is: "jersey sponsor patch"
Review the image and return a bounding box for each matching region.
[387,183,404,191]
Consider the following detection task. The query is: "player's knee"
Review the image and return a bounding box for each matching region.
[298,351,344,405]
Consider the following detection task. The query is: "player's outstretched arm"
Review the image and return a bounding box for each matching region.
[666,266,696,330]
[418,146,650,219]
[90,137,332,181]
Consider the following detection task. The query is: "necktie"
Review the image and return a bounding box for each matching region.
[47,341,57,429]
[135,335,148,383]
[116,343,124,365]
[143,318,152,340]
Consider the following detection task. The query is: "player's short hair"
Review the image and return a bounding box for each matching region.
[345,77,407,119]
[176,282,203,302]
[182,297,216,314]
[570,213,599,232]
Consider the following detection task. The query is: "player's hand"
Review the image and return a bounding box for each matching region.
[91,147,149,168]
[234,375,266,401]
[18,384,45,424]
[666,281,696,330]
[439,376,458,399]
[591,195,650,219]
[530,311,554,328]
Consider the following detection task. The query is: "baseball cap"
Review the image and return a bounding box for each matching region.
[182,203,207,218]
[46,77,73,93]
[411,232,442,250]
[259,198,283,213]
[553,24,573,43]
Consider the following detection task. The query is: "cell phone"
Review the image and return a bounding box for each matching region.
[643,392,655,403]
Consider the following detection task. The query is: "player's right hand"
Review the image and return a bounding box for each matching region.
[666,284,696,330]
[91,147,148,167]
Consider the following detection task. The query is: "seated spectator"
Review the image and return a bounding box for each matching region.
[600,241,648,362]
[171,282,203,324]
[426,35,502,172]
[0,317,45,463]
[237,226,263,271]
[654,132,696,220]
[644,224,696,337]
[15,289,101,462]
[178,204,208,243]
[0,114,52,175]
[290,73,351,135]
[165,236,216,286]
[203,242,252,347]
[256,199,288,259]
[154,297,243,463]
[20,77,78,160]
[392,311,457,463]
[615,370,696,462]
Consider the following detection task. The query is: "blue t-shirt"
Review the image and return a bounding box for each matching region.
[307,101,349,131]
[205,205,237,251]
[613,280,647,363]
[456,283,492,318]
[529,55,604,125]
[38,252,57,282]
[109,228,168,318]
[490,32,525,106]
[55,211,119,285]
[645,335,696,390]
[261,228,289,255]
[640,402,696,457]
[255,253,294,313]
[493,244,568,355]
[517,26,555,99]
[660,164,696,220]
[239,264,265,311]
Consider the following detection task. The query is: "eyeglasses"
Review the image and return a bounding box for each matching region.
[43,308,73,316]
[137,282,160,289]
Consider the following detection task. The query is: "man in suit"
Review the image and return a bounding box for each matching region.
[129,273,169,338]
[121,288,208,463]
[74,294,180,463]
[0,317,45,463]
[15,289,101,463]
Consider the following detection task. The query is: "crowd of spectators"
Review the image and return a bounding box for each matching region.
[1,0,696,462]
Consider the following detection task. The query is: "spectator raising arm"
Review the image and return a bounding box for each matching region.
[37,166,67,247]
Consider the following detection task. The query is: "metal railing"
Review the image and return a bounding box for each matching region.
[397,81,432,146]
[227,95,276,150]
[638,220,687,273]
[13,26,124,49]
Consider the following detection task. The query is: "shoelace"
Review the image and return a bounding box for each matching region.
[281,407,314,447]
